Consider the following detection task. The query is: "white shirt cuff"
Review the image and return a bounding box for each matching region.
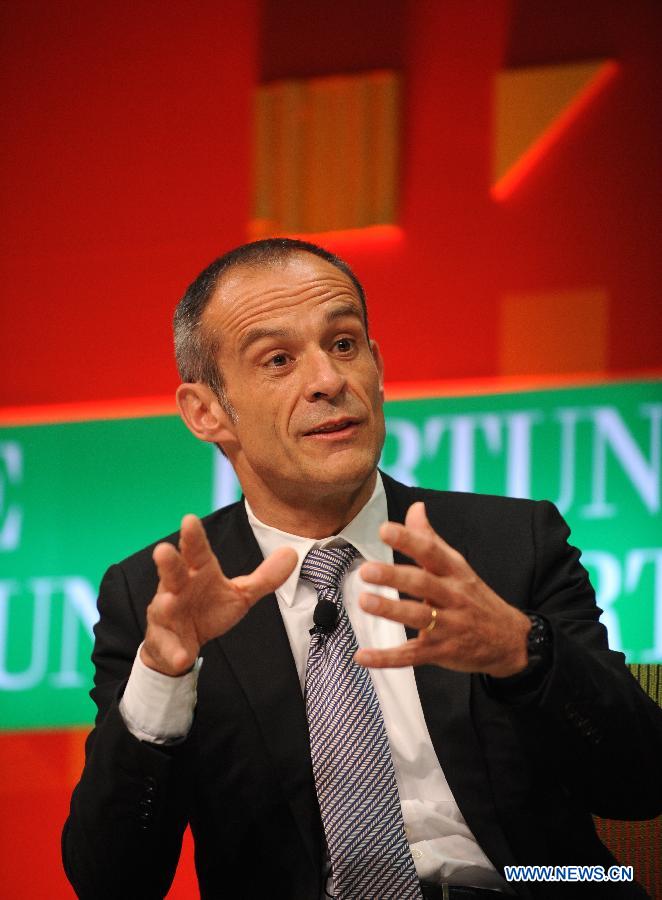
[119,643,202,744]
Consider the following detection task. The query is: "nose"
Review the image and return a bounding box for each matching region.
[302,348,346,402]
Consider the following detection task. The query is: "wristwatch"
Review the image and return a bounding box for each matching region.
[525,613,552,671]
[483,612,553,698]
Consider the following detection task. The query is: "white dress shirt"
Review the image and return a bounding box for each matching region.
[120,474,507,890]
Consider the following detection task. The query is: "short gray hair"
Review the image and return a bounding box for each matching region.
[173,237,369,414]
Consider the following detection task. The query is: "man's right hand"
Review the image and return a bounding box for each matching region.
[141,514,298,676]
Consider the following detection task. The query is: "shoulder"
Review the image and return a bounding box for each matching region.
[379,471,566,553]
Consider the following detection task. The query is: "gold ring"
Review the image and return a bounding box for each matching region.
[423,606,438,634]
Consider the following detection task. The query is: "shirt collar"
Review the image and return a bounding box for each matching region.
[245,472,392,608]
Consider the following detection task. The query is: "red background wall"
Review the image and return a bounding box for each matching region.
[1,1,660,896]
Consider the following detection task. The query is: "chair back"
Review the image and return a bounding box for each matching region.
[593,663,662,898]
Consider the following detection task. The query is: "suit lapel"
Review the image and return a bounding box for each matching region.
[201,478,524,888]
[382,473,521,879]
[205,502,321,875]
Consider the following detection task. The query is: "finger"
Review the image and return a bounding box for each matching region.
[405,500,435,534]
[379,506,463,574]
[359,561,457,607]
[179,514,217,571]
[232,546,298,605]
[354,638,437,669]
[360,593,438,630]
[153,542,189,593]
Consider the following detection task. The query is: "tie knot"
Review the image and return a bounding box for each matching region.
[300,544,358,597]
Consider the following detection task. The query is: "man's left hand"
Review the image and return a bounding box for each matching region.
[354,501,531,678]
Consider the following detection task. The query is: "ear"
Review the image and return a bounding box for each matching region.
[369,339,385,402]
[176,383,236,446]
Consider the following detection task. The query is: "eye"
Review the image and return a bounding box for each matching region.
[268,353,289,367]
[334,337,355,353]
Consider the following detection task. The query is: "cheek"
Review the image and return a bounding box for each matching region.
[252,396,296,447]
[365,374,385,407]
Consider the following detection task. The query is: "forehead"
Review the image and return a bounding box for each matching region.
[203,253,363,340]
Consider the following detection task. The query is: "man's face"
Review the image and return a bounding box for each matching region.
[203,252,386,506]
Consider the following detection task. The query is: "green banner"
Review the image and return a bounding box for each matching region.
[1,379,660,729]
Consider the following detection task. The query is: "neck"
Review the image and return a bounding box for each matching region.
[243,470,378,538]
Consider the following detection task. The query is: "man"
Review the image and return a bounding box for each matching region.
[63,239,662,899]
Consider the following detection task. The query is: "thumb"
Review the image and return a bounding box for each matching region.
[233,546,298,604]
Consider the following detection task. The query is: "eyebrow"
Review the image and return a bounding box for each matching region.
[238,303,365,355]
[324,302,365,327]
[238,326,290,355]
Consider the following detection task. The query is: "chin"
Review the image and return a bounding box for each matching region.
[308,448,379,488]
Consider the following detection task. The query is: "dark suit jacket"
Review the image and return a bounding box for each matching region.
[62,474,662,899]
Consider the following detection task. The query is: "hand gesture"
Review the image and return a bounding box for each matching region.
[354,502,531,677]
[142,514,297,676]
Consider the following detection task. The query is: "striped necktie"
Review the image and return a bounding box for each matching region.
[301,545,421,900]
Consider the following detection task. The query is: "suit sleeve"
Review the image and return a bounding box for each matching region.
[487,499,662,820]
[62,563,190,900]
